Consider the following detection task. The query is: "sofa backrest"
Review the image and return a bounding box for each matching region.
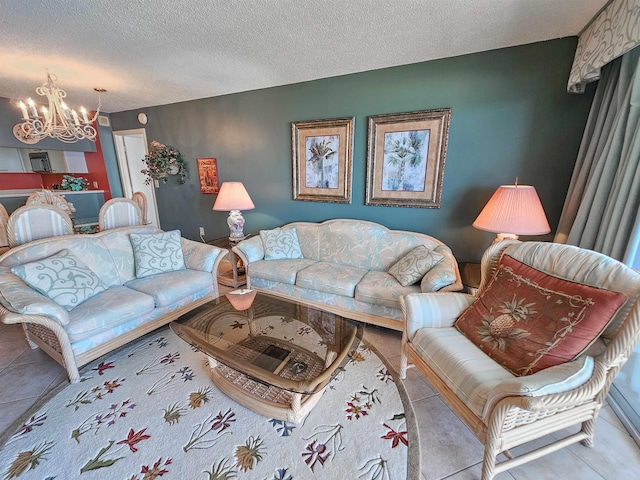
[285,219,447,271]
[0,225,161,287]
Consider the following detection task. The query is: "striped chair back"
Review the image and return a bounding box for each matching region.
[98,198,143,231]
[7,205,74,247]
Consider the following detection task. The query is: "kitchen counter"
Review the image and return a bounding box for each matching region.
[0,189,105,198]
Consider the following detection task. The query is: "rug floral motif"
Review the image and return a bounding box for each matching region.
[0,326,419,479]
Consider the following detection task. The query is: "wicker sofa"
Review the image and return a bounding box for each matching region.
[233,219,462,330]
[0,226,227,383]
[400,240,640,479]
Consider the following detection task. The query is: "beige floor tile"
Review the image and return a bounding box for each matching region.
[564,417,640,479]
[402,367,436,401]
[502,435,603,480]
[363,325,403,360]
[413,395,484,480]
[598,404,629,434]
[0,341,29,371]
[0,396,43,435]
[0,323,28,344]
[0,358,64,404]
[442,462,515,479]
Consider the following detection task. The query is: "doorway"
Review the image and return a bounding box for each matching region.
[112,129,160,228]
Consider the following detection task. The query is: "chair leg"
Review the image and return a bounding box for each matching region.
[580,418,597,447]
[481,439,500,480]
[400,352,408,379]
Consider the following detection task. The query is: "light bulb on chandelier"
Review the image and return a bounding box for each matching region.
[13,72,106,144]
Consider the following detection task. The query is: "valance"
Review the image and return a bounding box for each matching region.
[568,0,640,93]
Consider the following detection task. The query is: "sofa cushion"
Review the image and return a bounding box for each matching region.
[249,259,317,284]
[125,269,213,307]
[355,270,420,308]
[260,227,304,260]
[296,261,368,297]
[455,255,627,376]
[66,286,155,342]
[413,327,513,417]
[130,230,185,278]
[11,249,107,311]
[388,245,444,286]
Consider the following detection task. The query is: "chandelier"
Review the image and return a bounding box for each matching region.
[13,72,106,144]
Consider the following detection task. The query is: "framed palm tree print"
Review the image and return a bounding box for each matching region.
[365,108,451,208]
[292,117,354,203]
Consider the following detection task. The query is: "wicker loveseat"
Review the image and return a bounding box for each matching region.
[0,226,227,383]
[233,219,463,330]
[400,240,640,479]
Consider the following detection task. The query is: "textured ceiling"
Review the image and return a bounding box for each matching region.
[0,0,608,114]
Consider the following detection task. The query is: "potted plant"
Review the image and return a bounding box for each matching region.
[61,175,88,191]
[141,141,187,185]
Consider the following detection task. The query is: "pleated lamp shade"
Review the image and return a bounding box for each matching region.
[212,182,255,211]
[473,184,550,241]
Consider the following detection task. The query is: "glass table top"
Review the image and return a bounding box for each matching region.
[171,290,362,395]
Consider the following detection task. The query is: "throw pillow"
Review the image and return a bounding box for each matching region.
[421,249,457,291]
[130,230,185,279]
[260,227,304,260]
[388,245,444,287]
[454,255,627,376]
[10,249,107,311]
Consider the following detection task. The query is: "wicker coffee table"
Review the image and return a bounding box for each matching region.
[171,291,362,422]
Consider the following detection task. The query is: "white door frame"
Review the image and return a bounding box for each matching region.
[112,128,161,227]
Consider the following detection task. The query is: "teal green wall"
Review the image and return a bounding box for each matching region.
[110,38,595,262]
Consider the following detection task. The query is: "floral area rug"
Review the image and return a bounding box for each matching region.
[0,327,419,479]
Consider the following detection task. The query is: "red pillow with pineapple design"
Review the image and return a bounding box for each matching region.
[454,255,626,376]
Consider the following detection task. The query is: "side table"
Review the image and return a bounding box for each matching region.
[460,262,481,296]
[208,236,249,288]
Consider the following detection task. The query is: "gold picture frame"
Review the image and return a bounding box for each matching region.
[197,158,220,194]
[292,117,354,204]
[366,108,451,208]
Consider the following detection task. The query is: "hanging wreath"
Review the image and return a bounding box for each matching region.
[141,141,187,184]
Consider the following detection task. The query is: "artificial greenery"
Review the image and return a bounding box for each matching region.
[61,175,88,191]
[141,141,187,185]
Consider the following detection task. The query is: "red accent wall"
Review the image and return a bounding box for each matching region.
[0,121,112,199]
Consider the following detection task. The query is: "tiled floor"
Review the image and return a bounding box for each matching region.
[2,295,640,479]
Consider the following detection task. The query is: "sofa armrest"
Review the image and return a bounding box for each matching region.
[181,239,227,273]
[482,356,594,420]
[401,292,475,339]
[0,268,69,326]
[233,236,264,264]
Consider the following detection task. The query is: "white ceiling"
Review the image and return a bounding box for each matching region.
[0,0,608,114]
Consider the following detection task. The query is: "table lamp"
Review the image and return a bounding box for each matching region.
[212,182,255,241]
[473,180,550,243]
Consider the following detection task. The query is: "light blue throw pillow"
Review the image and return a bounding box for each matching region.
[260,227,304,260]
[11,249,107,311]
[130,229,185,278]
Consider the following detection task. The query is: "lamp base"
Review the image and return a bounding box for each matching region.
[227,209,246,241]
[493,233,519,243]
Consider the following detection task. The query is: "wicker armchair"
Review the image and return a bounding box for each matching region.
[7,204,74,247]
[0,203,9,252]
[131,191,148,224]
[26,189,76,216]
[400,240,640,480]
[98,198,143,230]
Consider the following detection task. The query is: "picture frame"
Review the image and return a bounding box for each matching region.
[365,108,451,208]
[292,116,354,204]
[197,158,220,194]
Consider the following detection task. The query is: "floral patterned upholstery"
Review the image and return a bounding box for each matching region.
[234,219,462,330]
[0,226,226,382]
